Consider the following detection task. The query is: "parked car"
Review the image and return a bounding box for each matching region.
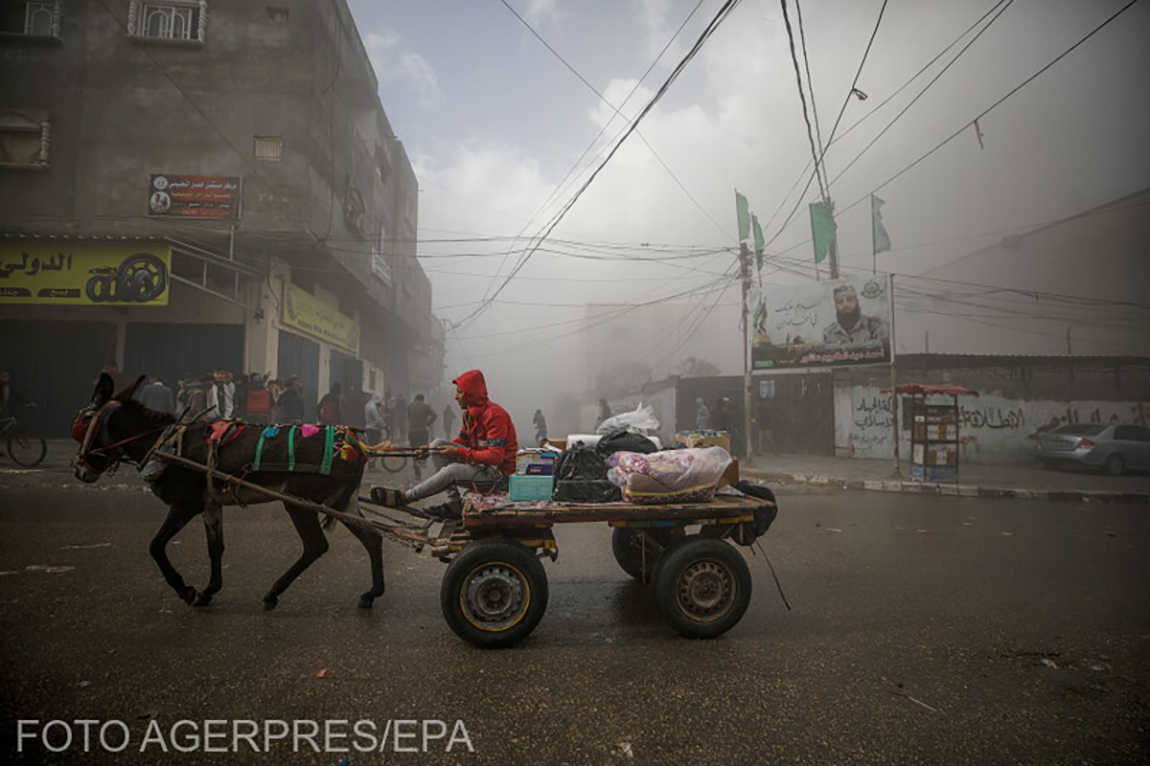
[1035,423,1150,475]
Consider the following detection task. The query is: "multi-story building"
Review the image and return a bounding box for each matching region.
[0,0,443,433]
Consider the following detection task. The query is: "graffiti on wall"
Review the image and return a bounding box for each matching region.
[849,386,1150,463]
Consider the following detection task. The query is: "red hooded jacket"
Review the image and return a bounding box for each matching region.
[452,369,518,476]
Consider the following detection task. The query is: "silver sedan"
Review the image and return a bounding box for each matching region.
[1035,423,1150,475]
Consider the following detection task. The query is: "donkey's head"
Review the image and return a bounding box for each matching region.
[71,373,148,483]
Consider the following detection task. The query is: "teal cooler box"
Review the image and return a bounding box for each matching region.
[509,474,555,502]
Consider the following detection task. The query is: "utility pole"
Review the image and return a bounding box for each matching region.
[740,243,754,460]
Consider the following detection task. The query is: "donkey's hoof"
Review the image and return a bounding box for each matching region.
[181,587,197,605]
[357,595,375,609]
[192,593,213,607]
[262,596,278,611]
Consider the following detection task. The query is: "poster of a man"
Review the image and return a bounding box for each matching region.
[752,274,893,369]
[822,283,888,346]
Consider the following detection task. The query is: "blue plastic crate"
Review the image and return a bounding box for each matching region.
[509,474,555,502]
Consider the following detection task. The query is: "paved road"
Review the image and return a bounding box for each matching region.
[1,462,1148,764]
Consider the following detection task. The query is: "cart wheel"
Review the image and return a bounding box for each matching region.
[440,539,549,649]
[652,536,752,639]
[611,527,672,582]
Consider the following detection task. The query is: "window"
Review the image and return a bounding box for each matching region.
[267,6,289,23]
[0,113,49,167]
[1114,426,1150,443]
[143,4,193,39]
[127,1,206,44]
[0,1,61,38]
[370,227,392,287]
[253,135,282,161]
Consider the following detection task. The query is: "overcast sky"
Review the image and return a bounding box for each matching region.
[345,0,1150,427]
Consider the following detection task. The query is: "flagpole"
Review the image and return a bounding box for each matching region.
[871,194,877,276]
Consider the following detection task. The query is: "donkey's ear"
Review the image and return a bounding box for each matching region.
[93,373,115,406]
[115,375,147,402]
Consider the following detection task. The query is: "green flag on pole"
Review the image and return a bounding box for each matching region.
[735,190,751,242]
[752,214,765,270]
[809,202,836,264]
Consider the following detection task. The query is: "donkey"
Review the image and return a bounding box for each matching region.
[71,373,385,610]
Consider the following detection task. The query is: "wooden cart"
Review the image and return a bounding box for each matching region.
[360,490,779,649]
[150,451,777,649]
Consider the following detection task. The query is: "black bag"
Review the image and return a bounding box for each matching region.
[595,430,658,459]
[736,480,778,536]
[552,479,622,503]
[554,446,608,481]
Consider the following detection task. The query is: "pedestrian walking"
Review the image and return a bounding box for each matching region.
[275,375,305,424]
[442,402,456,439]
[317,383,342,426]
[533,409,548,445]
[406,393,438,480]
[139,376,175,414]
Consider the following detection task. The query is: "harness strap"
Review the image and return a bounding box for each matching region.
[320,426,335,476]
[288,426,297,472]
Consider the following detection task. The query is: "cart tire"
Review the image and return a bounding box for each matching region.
[440,539,548,649]
[381,454,408,473]
[652,536,752,639]
[611,527,672,582]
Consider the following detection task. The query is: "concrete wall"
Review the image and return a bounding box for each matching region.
[849,384,1150,464]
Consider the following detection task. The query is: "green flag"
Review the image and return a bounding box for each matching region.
[752,214,765,270]
[735,190,751,241]
[809,202,837,264]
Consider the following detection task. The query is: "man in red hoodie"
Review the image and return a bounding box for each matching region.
[371,369,518,519]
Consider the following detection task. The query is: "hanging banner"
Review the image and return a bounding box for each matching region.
[149,174,242,219]
[281,281,360,355]
[751,274,893,369]
[0,240,170,305]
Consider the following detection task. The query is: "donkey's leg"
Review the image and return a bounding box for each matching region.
[262,504,328,610]
[149,504,202,606]
[336,492,386,609]
[193,504,225,607]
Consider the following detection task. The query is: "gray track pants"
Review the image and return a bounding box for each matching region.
[404,438,504,503]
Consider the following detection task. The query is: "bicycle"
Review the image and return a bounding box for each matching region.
[365,425,408,474]
[0,409,47,467]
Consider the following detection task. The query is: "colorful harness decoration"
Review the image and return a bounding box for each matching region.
[251,424,365,476]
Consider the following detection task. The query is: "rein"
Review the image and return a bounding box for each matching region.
[73,400,171,475]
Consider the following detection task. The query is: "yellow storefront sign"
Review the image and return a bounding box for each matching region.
[0,240,171,306]
[281,281,360,354]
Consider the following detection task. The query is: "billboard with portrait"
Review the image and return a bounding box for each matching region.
[751,274,893,369]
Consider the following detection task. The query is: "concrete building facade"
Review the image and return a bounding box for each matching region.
[0,0,443,434]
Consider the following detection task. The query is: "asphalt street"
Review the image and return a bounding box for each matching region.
[1,456,1148,764]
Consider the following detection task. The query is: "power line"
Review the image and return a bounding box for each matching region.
[826,0,1015,189]
[495,0,730,241]
[762,0,998,239]
[779,0,828,202]
[455,0,745,331]
[766,0,1146,249]
[794,0,828,186]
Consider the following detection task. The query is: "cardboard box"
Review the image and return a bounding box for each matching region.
[675,431,732,453]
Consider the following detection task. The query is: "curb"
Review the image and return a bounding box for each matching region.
[741,469,1150,504]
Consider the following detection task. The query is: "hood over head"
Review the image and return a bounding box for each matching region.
[453,369,489,408]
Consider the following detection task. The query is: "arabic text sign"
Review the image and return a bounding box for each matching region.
[281,281,360,354]
[149,174,241,219]
[751,274,893,369]
[0,241,171,306]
